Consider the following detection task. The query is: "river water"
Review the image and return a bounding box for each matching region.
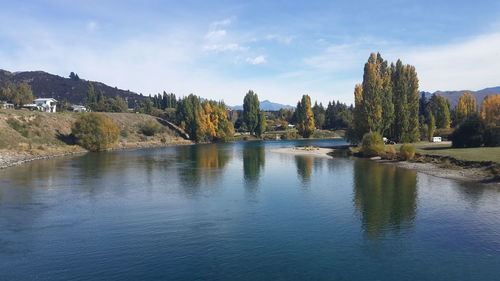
[0,140,499,280]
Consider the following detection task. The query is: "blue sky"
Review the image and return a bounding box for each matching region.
[1,0,499,105]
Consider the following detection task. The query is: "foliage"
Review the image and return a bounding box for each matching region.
[86,83,128,112]
[176,95,234,142]
[0,82,34,106]
[450,115,485,148]
[427,112,435,141]
[484,126,500,147]
[360,131,385,157]
[455,92,477,125]
[325,101,353,130]
[481,94,500,127]
[350,53,419,143]
[312,102,326,129]
[296,95,315,138]
[139,120,163,136]
[391,59,420,142]
[399,144,416,160]
[256,110,267,137]
[243,90,261,135]
[428,94,451,129]
[72,113,120,151]
[384,145,397,160]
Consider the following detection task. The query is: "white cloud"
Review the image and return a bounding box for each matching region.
[246,55,266,65]
[203,43,246,52]
[205,29,226,40]
[265,34,294,44]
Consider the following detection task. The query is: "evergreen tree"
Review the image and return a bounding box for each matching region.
[427,112,435,141]
[312,102,326,129]
[296,95,315,138]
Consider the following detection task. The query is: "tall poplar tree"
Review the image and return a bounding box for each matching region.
[296,95,315,138]
[455,92,477,125]
[243,90,260,135]
[428,94,451,129]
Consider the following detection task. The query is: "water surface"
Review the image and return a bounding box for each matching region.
[1,140,499,281]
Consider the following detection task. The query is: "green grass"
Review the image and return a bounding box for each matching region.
[392,142,500,163]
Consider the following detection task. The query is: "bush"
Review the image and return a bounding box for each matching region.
[451,116,485,148]
[120,129,129,137]
[139,120,163,136]
[484,126,500,147]
[360,132,384,157]
[72,113,119,152]
[435,128,454,140]
[384,145,397,160]
[399,144,416,160]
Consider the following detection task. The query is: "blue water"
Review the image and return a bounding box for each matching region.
[0,140,499,281]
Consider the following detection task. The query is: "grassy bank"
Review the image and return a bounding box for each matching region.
[392,142,500,163]
[0,109,192,168]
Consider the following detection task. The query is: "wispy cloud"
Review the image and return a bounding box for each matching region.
[203,43,246,52]
[246,55,266,64]
[86,20,98,32]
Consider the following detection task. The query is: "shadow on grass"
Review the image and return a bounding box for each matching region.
[56,132,76,145]
[419,146,455,151]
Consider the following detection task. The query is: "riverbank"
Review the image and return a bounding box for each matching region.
[0,109,193,169]
[271,146,335,158]
[272,145,499,186]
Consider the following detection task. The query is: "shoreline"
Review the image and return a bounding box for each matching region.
[0,140,193,170]
[270,146,499,186]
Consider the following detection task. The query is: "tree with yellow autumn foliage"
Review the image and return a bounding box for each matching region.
[481,94,500,127]
[455,92,477,125]
[296,95,315,138]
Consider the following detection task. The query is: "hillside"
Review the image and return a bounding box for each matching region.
[0,109,191,168]
[424,86,500,108]
[0,69,146,106]
[230,100,295,111]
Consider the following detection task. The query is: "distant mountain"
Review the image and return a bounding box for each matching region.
[422,86,500,108]
[0,69,145,106]
[230,100,295,111]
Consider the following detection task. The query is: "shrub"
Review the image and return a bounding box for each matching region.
[384,145,397,160]
[120,129,129,138]
[139,120,163,136]
[435,128,454,140]
[360,132,384,157]
[450,115,485,148]
[399,144,416,160]
[72,112,119,152]
[484,126,500,147]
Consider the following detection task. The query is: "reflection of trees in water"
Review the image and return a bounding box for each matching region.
[295,155,314,184]
[177,144,232,195]
[243,142,265,192]
[353,160,417,238]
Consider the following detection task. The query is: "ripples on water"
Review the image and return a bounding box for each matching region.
[0,140,499,281]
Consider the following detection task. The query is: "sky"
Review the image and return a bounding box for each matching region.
[0,0,499,106]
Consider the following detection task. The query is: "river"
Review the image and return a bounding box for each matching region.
[0,139,499,280]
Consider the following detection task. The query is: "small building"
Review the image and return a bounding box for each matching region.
[287,124,295,129]
[432,137,442,142]
[0,101,14,109]
[70,105,87,112]
[34,98,57,113]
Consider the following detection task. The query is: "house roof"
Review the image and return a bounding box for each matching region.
[34,98,57,102]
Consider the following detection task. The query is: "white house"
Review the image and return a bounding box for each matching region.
[34,98,57,113]
[432,137,442,142]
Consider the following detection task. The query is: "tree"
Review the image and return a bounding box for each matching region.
[296,95,315,138]
[427,112,435,141]
[312,102,326,129]
[0,82,34,106]
[243,90,260,135]
[451,115,485,148]
[256,110,267,137]
[428,94,451,129]
[391,60,420,142]
[72,113,119,151]
[455,92,477,125]
[481,94,500,127]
